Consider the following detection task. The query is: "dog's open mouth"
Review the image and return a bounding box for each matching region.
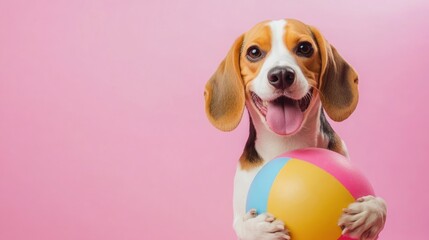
[251,88,313,135]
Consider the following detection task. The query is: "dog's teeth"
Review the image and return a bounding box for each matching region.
[263,101,268,107]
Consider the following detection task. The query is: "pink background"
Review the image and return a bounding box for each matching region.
[1,0,428,239]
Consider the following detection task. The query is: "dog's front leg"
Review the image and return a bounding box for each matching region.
[233,167,290,240]
[338,196,387,240]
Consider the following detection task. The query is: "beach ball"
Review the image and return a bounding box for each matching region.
[246,148,374,240]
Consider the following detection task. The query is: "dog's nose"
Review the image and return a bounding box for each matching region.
[267,67,295,89]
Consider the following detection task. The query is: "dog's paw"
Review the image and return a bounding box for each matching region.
[338,196,387,240]
[236,209,290,240]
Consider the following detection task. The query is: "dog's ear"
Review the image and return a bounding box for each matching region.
[310,26,359,122]
[204,34,245,131]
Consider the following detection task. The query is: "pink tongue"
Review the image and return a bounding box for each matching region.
[266,99,303,135]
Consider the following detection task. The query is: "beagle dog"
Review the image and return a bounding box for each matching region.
[204,19,387,240]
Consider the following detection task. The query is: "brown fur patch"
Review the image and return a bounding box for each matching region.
[320,110,347,156]
[239,114,263,170]
[284,20,321,90]
[240,22,272,87]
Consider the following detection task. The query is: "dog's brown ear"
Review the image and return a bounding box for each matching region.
[310,26,359,122]
[204,35,245,131]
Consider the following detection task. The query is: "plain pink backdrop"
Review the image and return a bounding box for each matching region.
[1,0,428,239]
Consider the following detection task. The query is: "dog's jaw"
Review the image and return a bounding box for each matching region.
[250,88,314,135]
[250,89,313,115]
[246,95,329,162]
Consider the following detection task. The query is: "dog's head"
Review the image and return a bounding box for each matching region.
[204,19,358,135]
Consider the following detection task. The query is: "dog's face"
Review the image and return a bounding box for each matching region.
[241,19,322,135]
[205,19,358,135]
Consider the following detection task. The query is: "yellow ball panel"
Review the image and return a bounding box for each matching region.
[267,159,355,240]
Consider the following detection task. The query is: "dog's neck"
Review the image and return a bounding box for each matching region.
[248,100,329,163]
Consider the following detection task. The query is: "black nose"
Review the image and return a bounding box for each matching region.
[267,67,295,89]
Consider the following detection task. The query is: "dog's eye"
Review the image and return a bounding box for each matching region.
[296,42,314,57]
[246,46,265,62]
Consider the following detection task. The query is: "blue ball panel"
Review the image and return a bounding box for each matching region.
[246,157,291,214]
